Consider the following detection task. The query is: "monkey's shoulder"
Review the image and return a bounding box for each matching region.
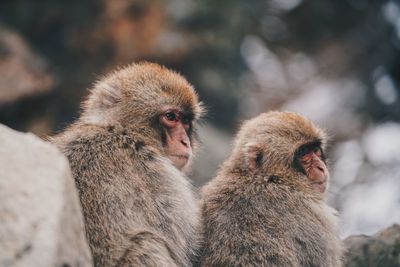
[202,176,293,208]
[54,123,156,159]
[52,124,166,190]
[201,179,337,230]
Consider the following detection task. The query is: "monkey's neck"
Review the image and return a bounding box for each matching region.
[221,166,325,202]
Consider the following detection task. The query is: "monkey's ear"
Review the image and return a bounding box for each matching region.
[244,143,264,171]
[89,81,121,110]
[82,81,122,125]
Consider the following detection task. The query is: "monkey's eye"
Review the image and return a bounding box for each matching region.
[161,111,181,128]
[313,146,322,157]
[165,112,178,122]
[161,110,192,131]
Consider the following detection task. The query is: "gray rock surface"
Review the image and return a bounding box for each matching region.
[0,124,92,267]
[344,224,400,267]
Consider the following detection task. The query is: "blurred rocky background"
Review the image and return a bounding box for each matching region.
[344,224,400,267]
[0,0,399,244]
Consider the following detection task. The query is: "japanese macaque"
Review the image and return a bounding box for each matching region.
[199,111,342,267]
[52,62,204,266]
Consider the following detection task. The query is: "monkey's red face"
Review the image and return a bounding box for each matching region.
[160,108,193,170]
[295,142,329,193]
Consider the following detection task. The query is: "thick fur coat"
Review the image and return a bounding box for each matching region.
[199,112,343,267]
[52,62,203,266]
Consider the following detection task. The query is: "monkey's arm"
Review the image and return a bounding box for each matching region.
[78,179,182,267]
[81,172,181,266]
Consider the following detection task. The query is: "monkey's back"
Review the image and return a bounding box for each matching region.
[53,124,199,266]
[200,174,342,267]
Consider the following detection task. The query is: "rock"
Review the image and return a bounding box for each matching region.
[0,124,92,267]
[344,224,400,267]
[0,25,53,104]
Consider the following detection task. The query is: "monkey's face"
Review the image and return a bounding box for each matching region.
[160,107,194,170]
[81,62,203,170]
[293,141,329,194]
[235,111,330,196]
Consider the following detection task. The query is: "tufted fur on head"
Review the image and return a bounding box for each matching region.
[226,111,329,198]
[80,61,204,153]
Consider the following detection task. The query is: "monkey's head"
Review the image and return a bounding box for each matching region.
[231,111,329,196]
[81,62,204,170]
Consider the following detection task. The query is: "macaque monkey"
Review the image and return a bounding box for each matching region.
[52,62,204,266]
[199,111,342,267]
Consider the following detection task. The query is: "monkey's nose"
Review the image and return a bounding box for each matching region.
[181,139,189,147]
[317,166,324,172]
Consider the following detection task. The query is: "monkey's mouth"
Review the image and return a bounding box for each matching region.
[168,153,192,170]
[312,181,326,193]
[170,154,190,160]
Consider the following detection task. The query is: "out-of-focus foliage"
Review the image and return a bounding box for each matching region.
[0,0,399,237]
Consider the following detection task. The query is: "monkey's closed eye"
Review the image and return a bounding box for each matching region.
[313,147,322,157]
[297,146,309,157]
[296,143,323,159]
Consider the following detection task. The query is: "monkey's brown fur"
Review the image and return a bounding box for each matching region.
[199,111,342,267]
[52,62,204,266]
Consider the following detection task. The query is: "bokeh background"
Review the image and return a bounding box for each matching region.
[1,0,399,238]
